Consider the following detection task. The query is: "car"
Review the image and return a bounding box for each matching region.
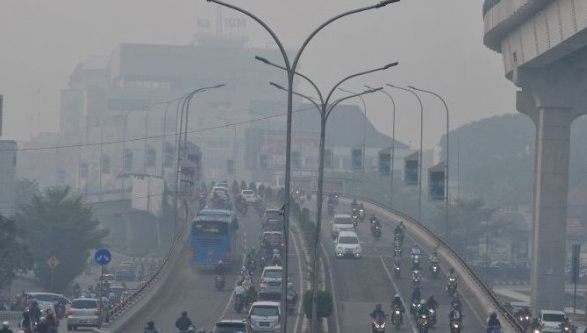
[213,319,248,333]
[247,301,281,333]
[67,298,102,330]
[215,182,229,190]
[261,231,284,253]
[331,213,355,239]
[539,309,567,333]
[25,292,66,316]
[334,230,362,258]
[260,266,283,293]
[241,190,256,204]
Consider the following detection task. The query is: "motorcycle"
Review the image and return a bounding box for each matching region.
[450,319,461,333]
[371,312,386,333]
[427,308,436,326]
[248,259,257,277]
[517,313,531,330]
[371,224,382,240]
[391,306,402,330]
[560,322,576,333]
[234,293,246,313]
[359,208,365,221]
[417,313,429,333]
[351,211,360,227]
[286,290,298,315]
[429,263,440,279]
[215,274,225,290]
[447,277,457,296]
[394,247,402,258]
[410,301,420,319]
[393,264,401,279]
[412,270,421,288]
[412,254,421,270]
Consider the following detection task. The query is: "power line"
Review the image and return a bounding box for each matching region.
[2,106,316,153]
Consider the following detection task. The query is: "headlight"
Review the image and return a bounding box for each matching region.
[394,310,400,315]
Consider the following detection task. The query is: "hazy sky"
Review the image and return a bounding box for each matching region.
[0,0,516,154]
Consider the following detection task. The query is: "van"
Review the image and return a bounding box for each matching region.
[539,309,566,333]
[247,301,281,333]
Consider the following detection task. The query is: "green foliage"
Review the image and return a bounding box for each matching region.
[258,184,266,198]
[0,215,33,289]
[264,187,274,201]
[240,180,247,192]
[15,186,108,292]
[296,208,315,256]
[14,178,40,211]
[248,182,257,192]
[303,290,333,318]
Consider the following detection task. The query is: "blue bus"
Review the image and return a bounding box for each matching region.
[189,209,238,269]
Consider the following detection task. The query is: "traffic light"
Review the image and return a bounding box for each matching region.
[428,162,445,201]
[351,148,362,170]
[378,151,391,175]
[259,154,267,170]
[324,149,332,169]
[292,151,301,169]
[404,152,418,185]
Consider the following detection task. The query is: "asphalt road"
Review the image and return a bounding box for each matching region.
[115,204,304,333]
[320,200,487,333]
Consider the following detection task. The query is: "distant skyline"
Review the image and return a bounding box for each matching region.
[0,0,515,156]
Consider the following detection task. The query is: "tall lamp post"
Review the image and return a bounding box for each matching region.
[408,86,450,237]
[338,88,368,195]
[267,61,396,333]
[206,2,399,329]
[388,84,424,221]
[365,85,396,207]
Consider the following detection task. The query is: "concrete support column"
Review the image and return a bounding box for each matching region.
[516,66,587,313]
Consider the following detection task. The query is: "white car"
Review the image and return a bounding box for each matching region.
[331,213,355,239]
[334,230,362,258]
[539,309,566,333]
[241,190,256,204]
[247,301,281,333]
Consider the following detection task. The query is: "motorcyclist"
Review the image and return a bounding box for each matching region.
[215,260,225,276]
[370,304,386,320]
[486,312,501,333]
[351,199,358,210]
[449,307,463,329]
[21,310,32,333]
[358,203,365,218]
[44,308,58,333]
[286,283,298,311]
[559,317,573,331]
[34,317,49,333]
[28,301,42,324]
[247,249,258,267]
[529,317,541,331]
[412,270,421,284]
[427,295,439,311]
[175,311,194,333]
[144,321,159,333]
[369,214,378,225]
[272,249,282,266]
[0,321,13,333]
[246,285,258,305]
[429,251,440,264]
[235,281,246,297]
[410,244,422,256]
[448,267,458,280]
[391,294,405,324]
[417,300,429,317]
[451,294,462,310]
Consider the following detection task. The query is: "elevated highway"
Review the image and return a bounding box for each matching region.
[484,0,587,312]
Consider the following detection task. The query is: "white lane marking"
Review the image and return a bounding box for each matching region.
[291,225,304,333]
[219,253,248,319]
[321,242,341,333]
[379,256,418,333]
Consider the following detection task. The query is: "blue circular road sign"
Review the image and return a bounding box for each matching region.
[94,248,112,266]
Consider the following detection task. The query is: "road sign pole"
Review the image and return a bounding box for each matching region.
[99,265,104,322]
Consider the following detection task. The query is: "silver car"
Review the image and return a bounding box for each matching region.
[259,266,282,293]
[67,298,101,330]
[247,301,281,333]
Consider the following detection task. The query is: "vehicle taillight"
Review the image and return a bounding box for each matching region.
[94,309,101,315]
[68,309,73,316]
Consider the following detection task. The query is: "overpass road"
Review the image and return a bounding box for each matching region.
[320,199,487,333]
[114,206,305,333]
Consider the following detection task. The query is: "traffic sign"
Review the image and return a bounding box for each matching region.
[94,248,112,266]
[47,256,59,269]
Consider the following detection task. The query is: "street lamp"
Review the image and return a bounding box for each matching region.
[269,61,397,333]
[365,85,396,207]
[388,84,424,221]
[408,85,450,237]
[206,2,399,328]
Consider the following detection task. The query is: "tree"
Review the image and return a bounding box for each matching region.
[303,290,333,318]
[14,178,40,210]
[0,214,33,289]
[258,184,266,198]
[240,180,247,192]
[231,180,240,196]
[249,181,257,193]
[16,186,108,292]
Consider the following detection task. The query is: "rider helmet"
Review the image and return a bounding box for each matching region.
[147,321,155,329]
[237,281,242,286]
[376,304,382,310]
[181,311,187,317]
[449,267,455,274]
[217,260,224,266]
[489,312,497,319]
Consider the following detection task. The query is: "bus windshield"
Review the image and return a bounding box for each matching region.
[193,221,229,235]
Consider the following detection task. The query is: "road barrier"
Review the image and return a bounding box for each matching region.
[345,195,524,333]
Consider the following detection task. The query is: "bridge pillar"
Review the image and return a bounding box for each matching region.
[515,66,587,313]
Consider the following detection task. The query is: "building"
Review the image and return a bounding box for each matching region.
[0,140,17,217]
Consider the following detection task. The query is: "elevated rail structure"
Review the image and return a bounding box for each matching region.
[484,0,587,312]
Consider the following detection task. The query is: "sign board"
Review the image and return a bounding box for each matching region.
[94,248,112,266]
[47,256,59,269]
